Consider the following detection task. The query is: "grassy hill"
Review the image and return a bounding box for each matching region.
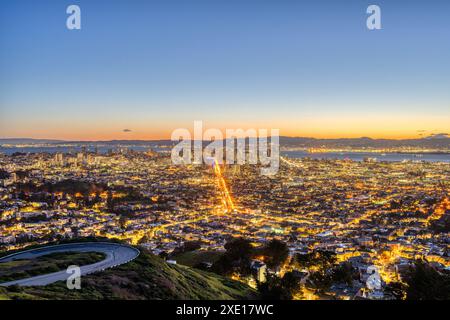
[0,247,255,300]
[0,252,106,283]
[171,250,223,267]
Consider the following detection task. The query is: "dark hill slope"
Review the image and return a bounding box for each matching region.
[0,249,255,300]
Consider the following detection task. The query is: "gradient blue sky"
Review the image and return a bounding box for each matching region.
[1,0,449,140]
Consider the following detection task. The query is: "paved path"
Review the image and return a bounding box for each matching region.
[0,242,139,286]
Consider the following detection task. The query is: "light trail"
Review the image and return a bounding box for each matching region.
[213,159,235,212]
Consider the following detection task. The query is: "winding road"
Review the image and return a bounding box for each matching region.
[0,242,140,286]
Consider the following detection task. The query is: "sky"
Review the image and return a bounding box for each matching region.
[1,0,449,140]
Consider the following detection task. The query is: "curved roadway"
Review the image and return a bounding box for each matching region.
[0,242,140,286]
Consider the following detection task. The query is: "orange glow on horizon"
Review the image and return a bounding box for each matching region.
[0,113,448,141]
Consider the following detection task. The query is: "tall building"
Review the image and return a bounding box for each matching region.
[54,153,64,166]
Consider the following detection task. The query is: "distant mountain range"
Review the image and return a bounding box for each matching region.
[0,135,449,149]
[278,135,450,148]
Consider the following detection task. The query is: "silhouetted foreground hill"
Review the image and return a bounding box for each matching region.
[0,249,255,300]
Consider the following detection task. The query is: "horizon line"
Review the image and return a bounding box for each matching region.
[1,134,449,142]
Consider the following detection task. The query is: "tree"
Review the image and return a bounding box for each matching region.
[295,250,337,274]
[106,190,114,211]
[404,260,450,300]
[212,238,253,276]
[181,241,202,253]
[309,271,333,292]
[138,235,151,245]
[224,238,253,260]
[385,281,407,300]
[257,272,301,300]
[158,251,169,259]
[212,254,235,276]
[262,239,289,269]
[281,271,302,295]
[171,241,202,256]
[0,169,10,180]
[294,250,339,293]
[331,262,355,286]
[119,216,128,229]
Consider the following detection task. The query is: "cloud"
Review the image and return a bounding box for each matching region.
[123,129,132,133]
[425,133,449,139]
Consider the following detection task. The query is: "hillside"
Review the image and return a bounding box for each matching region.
[0,251,106,283]
[0,248,255,300]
